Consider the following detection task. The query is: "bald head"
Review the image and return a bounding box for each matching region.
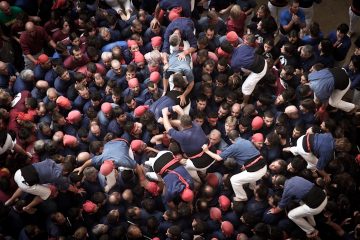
[285,105,299,119]
[0,1,10,15]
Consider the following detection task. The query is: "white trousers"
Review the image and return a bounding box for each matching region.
[289,135,318,170]
[242,60,268,96]
[349,6,360,33]
[329,80,355,112]
[288,197,328,234]
[183,158,215,183]
[268,1,287,24]
[230,165,267,201]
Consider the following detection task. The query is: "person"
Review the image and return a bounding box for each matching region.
[348,0,360,37]
[19,21,56,69]
[162,34,194,106]
[202,130,267,202]
[279,0,306,35]
[230,34,267,105]
[308,66,359,114]
[327,23,352,62]
[270,175,327,238]
[283,129,335,182]
[268,0,289,24]
[5,158,80,213]
[162,108,216,184]
[144,150,194,205]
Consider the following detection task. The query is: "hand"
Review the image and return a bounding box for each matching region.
[282,147,291,152]
[9,76,16,84]
[202,144,209,152]
[179,158,187,165]
[177,52,187,61]
[268,207,280,214]
[323,173,331,183]
[26,152,32,158]
[292,14,300,23]
[31,16,41,22]
[77,188,86,196]
[73,167,83,174]
[219,9,227,15]
[177,94,186,106]
[161,107,169,116]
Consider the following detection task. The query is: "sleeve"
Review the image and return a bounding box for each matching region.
[278,182,292,209]
[163,27,172,54]
[279,11,290,27]
[91,155,103,169]
[168,128,184,145]
[316,145,334,170]
[219,144,236,160]
[185,28,197,49]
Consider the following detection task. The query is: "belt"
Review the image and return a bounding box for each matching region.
[159,158,179,175]
[243,155,263,170]
[187,143,212,160]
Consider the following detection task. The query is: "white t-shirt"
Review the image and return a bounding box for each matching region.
[0,134,15,155]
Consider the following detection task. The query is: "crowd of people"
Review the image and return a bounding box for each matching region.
[0,0,360,239]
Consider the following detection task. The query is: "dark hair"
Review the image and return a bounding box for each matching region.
[337,23,349,34]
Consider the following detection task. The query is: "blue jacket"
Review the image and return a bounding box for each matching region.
[309,68,334,102]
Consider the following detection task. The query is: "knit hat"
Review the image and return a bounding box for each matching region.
[210,207,222,221]
[17,112,33,121]
[151,36,162,47]
[180,188,194,202]
[56,96,72,109]
[226,31,238,43]
[127,40,138,48]
[168,7,182,21]
[101,102,112,114]
[134,105,149,118]
[128,78,139,88]
[63,134,77,147]
[66,110,82,124]
[130,139,145,152]
[218,195,231,211]
[252,133,264,143]
[221,221,234,237]
[133,51,145,63]
[150,71,161,83]
[216,47,230,58]
[83,200,97,213]
[251,116,264,130]
[37,54,49,64]
[145,181,160,196]
[100,160,114,176]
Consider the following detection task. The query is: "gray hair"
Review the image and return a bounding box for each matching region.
[20,69,34,81]
[34,140,45,152]
[83,166,98,178]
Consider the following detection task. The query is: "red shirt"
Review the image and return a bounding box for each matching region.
[19,26,52,55]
